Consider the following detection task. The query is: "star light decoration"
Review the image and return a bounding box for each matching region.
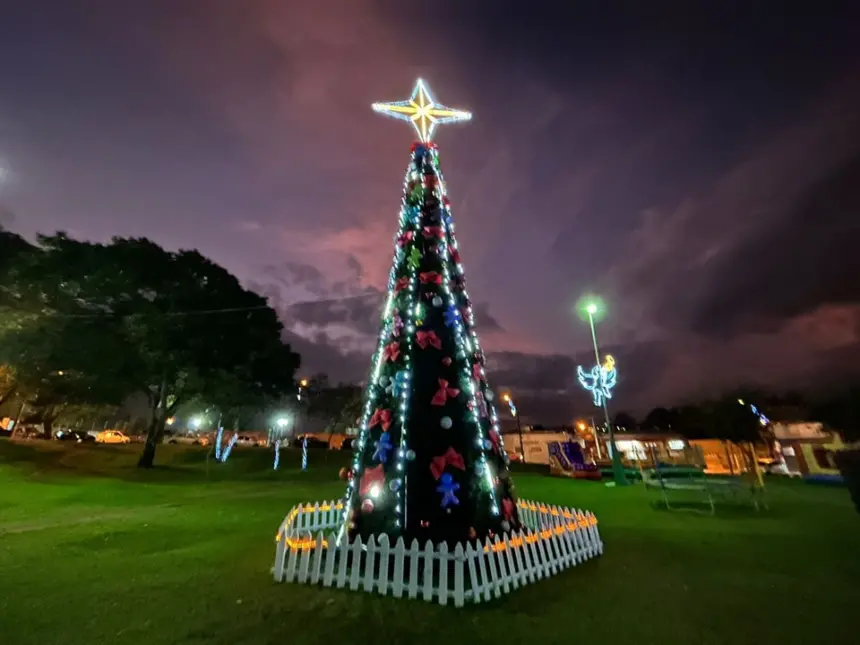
[372,79,472,143]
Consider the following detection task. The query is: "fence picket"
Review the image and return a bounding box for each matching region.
[578,519,591,562]
[502,534,518,589]
[437,542,449,606]
[392,538,405,598]
[274,533,286,582]
[535,531,552,578]
[421,540,434,602]
[476,540,492,602]
[407,539,420,599]
[509,531,526,587]
[554,519,571,569]
[528,533,543,580]
[363,535,377,592]
[310,533,325,584]
[569,524,582,565]
[494,536,511,594]
[589,512,603,555]
[322,533,337,586]
[520,533,536,583]
[582,515,595,559]
[485,538,502,598]
[377,535,390,597]
[348,537,363,590]
[297,541,312,583]
[335,536,349,588]
[547,532,562,576]
[453,544,465,607]
[285,541,299,583]
[564,529,579,567]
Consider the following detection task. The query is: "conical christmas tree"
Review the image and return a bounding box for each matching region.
[343,80,520,545]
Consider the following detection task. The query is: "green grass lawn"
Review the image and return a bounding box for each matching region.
[1,439,858,645]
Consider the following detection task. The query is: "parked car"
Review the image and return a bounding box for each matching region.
[95,430,131,444]
[235,435,263,447]
[291,436,329,450]
[168,434,211,446]
[54,430,95,442]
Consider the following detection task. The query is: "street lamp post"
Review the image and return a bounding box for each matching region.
[502,393,525,464]
[585,302,628,486]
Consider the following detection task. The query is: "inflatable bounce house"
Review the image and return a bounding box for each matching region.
[549,440,602,480]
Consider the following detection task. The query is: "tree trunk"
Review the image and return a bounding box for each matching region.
[42,408,58,439]
[137,414,167,468]
[137,375,170,469]
[0,386,17,408]
[9,401,27,439]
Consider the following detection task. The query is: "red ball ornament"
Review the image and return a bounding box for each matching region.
[338,467,349,481]
[361,499,375,513]
[442,356,452,366]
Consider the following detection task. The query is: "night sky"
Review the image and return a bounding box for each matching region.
[2,1,860,421]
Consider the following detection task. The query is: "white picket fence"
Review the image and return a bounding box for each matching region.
[273,498,603,607]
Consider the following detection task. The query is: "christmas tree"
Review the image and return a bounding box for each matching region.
[343,80,520,546]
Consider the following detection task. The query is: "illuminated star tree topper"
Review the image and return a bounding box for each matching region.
[372,79,472,143]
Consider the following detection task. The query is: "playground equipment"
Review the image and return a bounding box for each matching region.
[641,444,766,514]
[548,441,602,480]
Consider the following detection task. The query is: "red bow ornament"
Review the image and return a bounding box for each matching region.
[423,226,444,239]
[416,330,442,350]
[488,428,501,453]
[397,231,414,247]
[472,363,483,382]
[430,447,465,480]
[475,391,489,418]
[394,277,410,293]
[359,464,386,496]
[369,408,393,431]
[411,141,437,152]
[431,378,460,406]
[383,341,401,362]
[502,497,516,522]
[419,271,442,285]
[392,313,404,337]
